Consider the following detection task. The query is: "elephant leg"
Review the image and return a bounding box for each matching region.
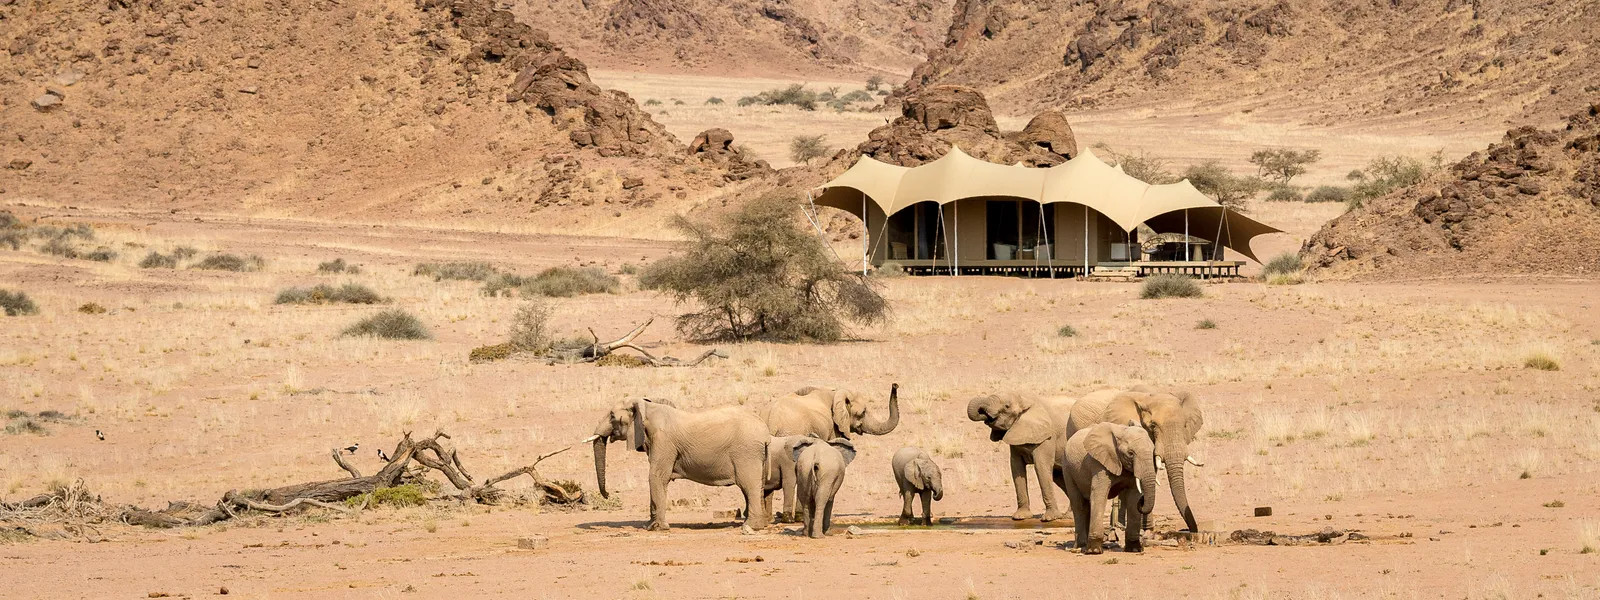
[920,490,933,526]
[822,498,835,537]
[646,456,673,531]
[1032,447,1062,522]
[781,469,799,523]
[1068,489,1090,551]
[737,463,767,533]
[898,490,914,526]
[1084,477,1110,554]
[1122,488,1144,553]
[1009,449,1031,520]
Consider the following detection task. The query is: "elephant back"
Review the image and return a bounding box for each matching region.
[1065,389,1119,439]
[767,389,836,439]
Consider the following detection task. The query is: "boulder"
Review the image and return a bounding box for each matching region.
[688,128,735,154]
[1012,110,1078,158]
[901,85,998,133]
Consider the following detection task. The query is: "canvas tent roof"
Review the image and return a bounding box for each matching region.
[813,146,1281,261]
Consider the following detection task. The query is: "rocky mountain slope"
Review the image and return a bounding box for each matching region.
[898,0,1600,127]
[510,0,951,78]
[1302,100,1600,279]
[0,0,766,231]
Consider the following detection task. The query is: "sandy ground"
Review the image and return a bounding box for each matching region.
[591,72,1505,185]
[2,196,1598,598]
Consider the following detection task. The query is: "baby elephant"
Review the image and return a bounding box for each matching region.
[891,447,944,525]
[793,437,857,538]
[1059,422,1158,554]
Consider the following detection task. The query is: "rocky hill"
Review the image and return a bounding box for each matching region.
[1302,100,1600,279]
[897,0,1600,127]
[510,0,952,78]
[0,0,766,231]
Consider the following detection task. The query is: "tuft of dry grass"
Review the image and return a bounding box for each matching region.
[1,289,38,316]
[1140,274,1202,299]
[413,261,496,282]
[192,253,264,272]
[275,283,386,305]
[1523,351,1560,371]
[1581,521,1600,554]
[340,310,430,340]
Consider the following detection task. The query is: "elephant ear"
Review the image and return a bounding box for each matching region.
[1001,396,1054,446]
[645,397,678,408]
[1104,392,1149,427]
[1084,426,1122,476]
[1176,391,1204,444]
[790,437,820,463]
[828,438,857,465]
[630,399,648,453]
[829,390,854,438]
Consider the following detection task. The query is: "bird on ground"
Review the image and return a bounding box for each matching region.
[342,443,359,455]
[377,448,391,462]
[95,430,105,441]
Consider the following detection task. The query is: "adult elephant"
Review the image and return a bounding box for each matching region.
[591,398,770,533]
[765,383,899,521]
[1065,387,1204,532]
[966,393,1077,521]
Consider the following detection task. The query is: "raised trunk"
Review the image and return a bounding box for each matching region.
[859,384,901,435]
[1164,457,1199,532]
[593,437,610,498]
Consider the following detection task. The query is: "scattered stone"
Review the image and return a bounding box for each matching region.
[515,536,548,550]
[7,159,31,170]
[31,94,62,110]
[1003,540,1022,549]
[846,525,864,536]
[53,70,83,86]
[238,86,258,94]
[621,177,645,189]
[246,57,262,69]
[1254,506,1273,517]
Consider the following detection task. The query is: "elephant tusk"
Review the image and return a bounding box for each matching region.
[1186,455,1204,467]
[581,435,600,443]
[1154,456,1165,470]
[1135,479,1143,494]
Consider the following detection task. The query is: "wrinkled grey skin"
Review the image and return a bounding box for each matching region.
[793,438,857,539]
[766,383,898,520]
[592,398,770,533]
[1066,387,1204,532]
[1060,422,1159,554]
[891,446,944,526]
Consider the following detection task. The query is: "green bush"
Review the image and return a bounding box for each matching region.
[790,134,829,165]
[1266,185,1303,202]
[737,84,820,111]
[193,253,264,272]
[1305,186,1352,203]
[640,193,887,342]
[413,261,497,282]
[1263,252,1302,276]
[1140,273,1203,299]
[83,247,117,262]
[341,309,430,340]
[140,251,179,269]
[1196,319,1217,330]
[276,283,386,305]
[347,483,429,508]
[1057,324,1078,337]
[706,97,725,105]
[1346,153,1443,210]
[1,289,38,316]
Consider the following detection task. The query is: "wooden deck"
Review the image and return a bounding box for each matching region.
[880,260,1245,278]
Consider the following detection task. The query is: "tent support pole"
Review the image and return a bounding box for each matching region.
[1083,204,1089,278]
[952,202,959,277]
[861,191,868,276]
[803,189,849,266]
[1039,202,1053,279]
[1184,209,1190,262]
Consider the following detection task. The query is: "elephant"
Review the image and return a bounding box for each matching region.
[793,437,857,538]
[765,383,898,520]
[966,393,1077,521]
[762,435,816,522]
[891,446,944,526]
[1059,422,1159,554]
[1065,387,1204,532]
[591,397,770,533]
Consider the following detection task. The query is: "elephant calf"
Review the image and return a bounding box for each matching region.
[891,447,944,526]
[1059,422,1159,554]
[793,437,857,538]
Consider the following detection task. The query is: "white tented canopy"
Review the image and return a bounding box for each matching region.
[813,146,1280,261]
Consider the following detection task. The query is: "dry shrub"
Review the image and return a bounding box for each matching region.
[484,267,618,298]
[508,300,553,352]
[346,484,429,508]
[139,251,179,269]
[640,193,887,342]
[413,261,496,282]
[77,302,107,314]
[468,342,516,363]
[595,353,651,368]
[1263,252,1302,276]
[317,258,361,274]
[340,310,430,340]
[1140,273,1203,299]
[192,253,264,272]
[1523,351,1561,371]
[275,283,386,305]
[1,289,38,316]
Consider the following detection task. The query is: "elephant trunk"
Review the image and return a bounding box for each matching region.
[593,436,610,498]
[859,383,900,435]
[1164,455,1198,532]
[1135,455,1159,515]
[931,472,944,502]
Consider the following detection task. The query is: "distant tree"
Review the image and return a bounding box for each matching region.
[865,75,885,91]
[790,134,830,165]
[1344,152,1443,210]
[639,193,887,342]
[1093,143,1178,184]
[1249,148,1322,185]
[1182,161,1265,212]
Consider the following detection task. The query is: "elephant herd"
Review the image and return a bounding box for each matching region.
[589,382,1203,553]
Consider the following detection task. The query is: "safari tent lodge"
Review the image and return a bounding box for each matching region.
[810,147,1281,278]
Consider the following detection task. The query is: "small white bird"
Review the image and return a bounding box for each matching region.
[95,429,105,441]
[342,443,359,455]
[377,448,391,462]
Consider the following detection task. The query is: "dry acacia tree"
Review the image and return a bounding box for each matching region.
[640,192,887,342]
